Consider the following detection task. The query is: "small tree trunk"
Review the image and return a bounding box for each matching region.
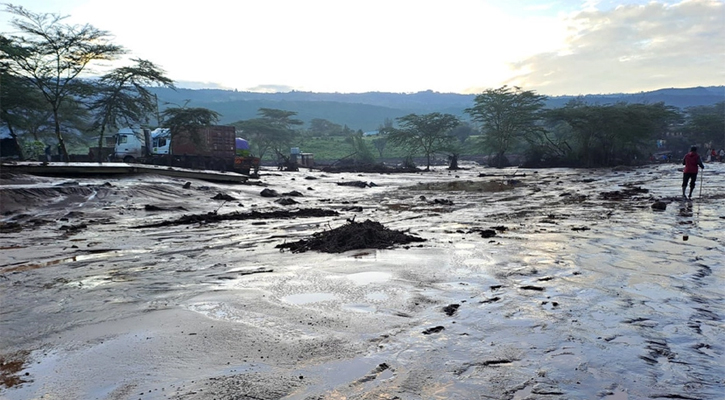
[448,154,459,170]
[97,125,107,163]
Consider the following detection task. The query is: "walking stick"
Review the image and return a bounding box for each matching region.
[699,168,704,198]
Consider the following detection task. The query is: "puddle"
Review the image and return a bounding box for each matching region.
[346,271,392,285]
[286,357,385,400]
[343,303,376,313]
[187,302,234,321]
[282,293,338,304]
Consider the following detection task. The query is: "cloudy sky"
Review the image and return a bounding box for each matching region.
[1,0,723,96]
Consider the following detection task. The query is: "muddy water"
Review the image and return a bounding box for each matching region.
[1,164,723,399]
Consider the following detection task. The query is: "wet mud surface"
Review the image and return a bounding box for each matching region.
[1,164,724,399]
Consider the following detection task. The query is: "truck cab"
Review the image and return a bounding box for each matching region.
[150,128,171,155]
[113,127,149,162]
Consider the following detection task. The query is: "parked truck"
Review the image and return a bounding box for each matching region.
[112,125,260,175]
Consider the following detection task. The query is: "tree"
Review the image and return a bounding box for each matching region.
[683,102,725,149]
[545,101,679,167]
[2,4,126,160]
[308,118,342,137]
[233,108,302,160]
[161,107,221,145]
[448,123,476,145]
[0,67,44,157]
[465,86,547,167]
[386,112,460,171]
[88,59,174,161]
[372,137,387,158]
[345,131,375,164]
[445,123,477,170]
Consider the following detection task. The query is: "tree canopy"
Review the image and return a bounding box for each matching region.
[683,102,725,149]
[465,86,547,167]
[385,112,460,170]
[88,59,174,160]
[162,107,221,145]
[2,4,126,159]
[541,101,679,167]
[233,108,303,160]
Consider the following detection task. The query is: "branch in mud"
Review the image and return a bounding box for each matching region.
[275,219,426,253]
[133,208,339,228]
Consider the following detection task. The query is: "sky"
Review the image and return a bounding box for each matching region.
[1,0,723,96]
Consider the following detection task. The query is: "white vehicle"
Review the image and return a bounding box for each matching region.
[113,127,148,162]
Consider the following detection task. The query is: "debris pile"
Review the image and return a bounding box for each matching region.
[320,163,419,173]
[599,185,650,200]
[134,208,339,228]
[276,219,425,253]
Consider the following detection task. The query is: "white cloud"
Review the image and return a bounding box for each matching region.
[3,0,722,95]
[507,0,725,95]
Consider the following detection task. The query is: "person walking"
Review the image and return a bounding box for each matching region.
[682,146,705,200]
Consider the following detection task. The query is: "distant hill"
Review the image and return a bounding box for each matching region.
[546,86,725,109]
[148,86,724,132]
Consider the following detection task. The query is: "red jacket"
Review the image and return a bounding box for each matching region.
[682,152,704,173]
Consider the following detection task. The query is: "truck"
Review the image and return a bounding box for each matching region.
[112,125,260,175]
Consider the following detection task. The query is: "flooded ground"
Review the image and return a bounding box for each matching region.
[1,163,723,400]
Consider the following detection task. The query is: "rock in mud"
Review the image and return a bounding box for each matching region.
[478,229,497,238]
[422,326,445,335]
[336,181,370,188]
[260,188,280,197]
[275,198,299,206]
[651,201,668,211]
[443,304,460,316]
[212,193,236,201]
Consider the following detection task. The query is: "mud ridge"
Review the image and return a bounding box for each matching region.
[133,208,339,228]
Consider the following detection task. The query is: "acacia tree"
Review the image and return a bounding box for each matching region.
[546,101,679,166]
[465,86,546,167]
[233,108,302,160]
[308,118,342,137]
[2,5,126,160]
[161,107,220,145]
[2,4,125,160]
[88,59,174,161]
[386,112,460,171]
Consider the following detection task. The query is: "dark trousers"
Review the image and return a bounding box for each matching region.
[682,172,698,189]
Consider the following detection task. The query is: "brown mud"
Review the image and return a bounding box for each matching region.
[1,164,724,400]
